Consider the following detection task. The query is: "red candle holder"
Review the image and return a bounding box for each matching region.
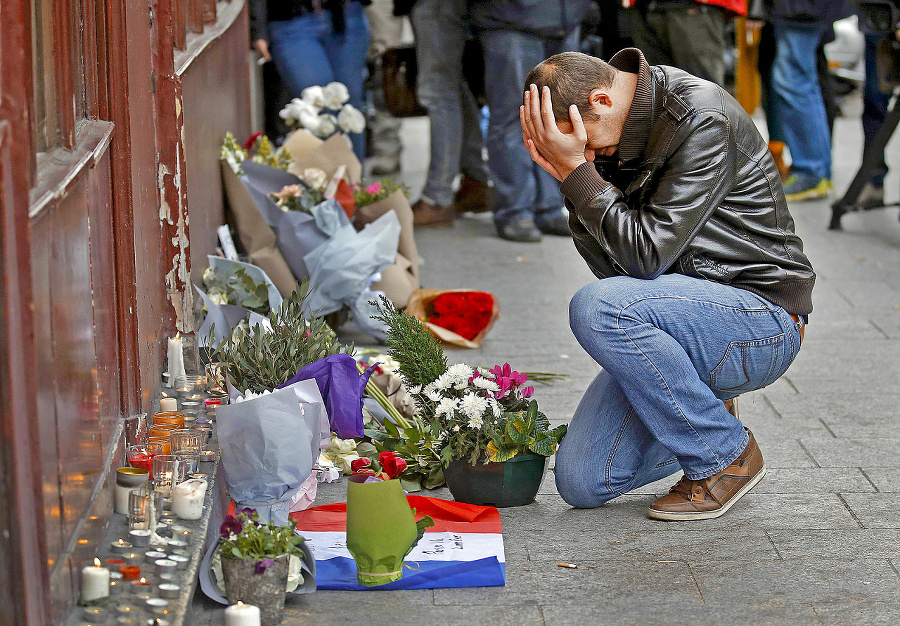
[105,558,126,568]
[119,565,141,580]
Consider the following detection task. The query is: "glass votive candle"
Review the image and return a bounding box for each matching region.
[152,455,187,498]
[153,411,185,428]
[170,429,202,456]
[126,444,162,477]
[116,468,149,515]
[147,437,171,455]
[148,423,179,439]
[128,488,163,531]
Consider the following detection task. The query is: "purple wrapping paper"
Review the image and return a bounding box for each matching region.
[278,354,373,438]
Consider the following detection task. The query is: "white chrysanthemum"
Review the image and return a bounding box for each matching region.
[323,82,351,109]
[433,373,453,391]
[408,384,422,395]
[426,389,443,403]
[488,398,501,418]
[460,393,488,423]
[436,397,458,418]
[448,363,474,379]
[467,413,484,429]
[301,85,326,108]
[476,367,492,376]
[473,377,500,392]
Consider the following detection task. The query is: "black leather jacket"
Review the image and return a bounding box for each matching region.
[560,49,815,316]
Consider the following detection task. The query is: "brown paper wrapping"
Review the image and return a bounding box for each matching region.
[405,289,500,349]
[283,130,362,185]
[220,160,299,297]
[355,190,420,308]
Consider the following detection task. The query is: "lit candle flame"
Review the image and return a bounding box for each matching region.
[140,577,147,583]
[237,601,244,607]
[93,558,101,567]
[175,332,181,340]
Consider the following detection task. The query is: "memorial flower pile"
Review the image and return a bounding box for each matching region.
[428,291,495,341]
[200,265,272,314]
[218,508,306,571]
[352,178,411,209]
[268,168,329,213]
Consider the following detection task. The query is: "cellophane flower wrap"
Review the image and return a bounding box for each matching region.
[405,289,500,349]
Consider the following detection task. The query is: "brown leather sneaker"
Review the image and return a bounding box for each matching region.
[648,429,765,521]
[412,199,454,228]
[453,175,491,214]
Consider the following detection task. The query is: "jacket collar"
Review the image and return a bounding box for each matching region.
[608,48,654,164]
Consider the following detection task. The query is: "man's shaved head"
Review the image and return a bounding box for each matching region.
[525,52,617,122]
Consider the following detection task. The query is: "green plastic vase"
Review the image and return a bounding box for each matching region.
[443,453,547,507]
[346,475,418,586]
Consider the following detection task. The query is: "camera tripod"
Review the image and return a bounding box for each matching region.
[830,87,900,230]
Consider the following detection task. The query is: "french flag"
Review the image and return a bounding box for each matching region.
[290,495,506,590]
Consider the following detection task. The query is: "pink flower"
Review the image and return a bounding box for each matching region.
[366,182,382,195]
[522,386,534,398]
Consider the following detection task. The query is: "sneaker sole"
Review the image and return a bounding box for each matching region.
[647,465,767,521]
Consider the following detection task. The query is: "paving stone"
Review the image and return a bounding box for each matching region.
[799,436,900,467]
[840,493,900,529]
[813,601,900,625]
[525,528,778,563]
[760,391,899,438]
[691,558,900,607]
[768,529,900,559]
[283,603,544,626]
[433,559,699,607]
[543,603,820,625]
[751,468,874,494]
[862,468,900,492]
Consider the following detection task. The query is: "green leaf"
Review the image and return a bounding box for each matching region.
[423,466,446,490]
[505,418,531,445]
[356,442,378,459]
[403,427,421,445]
[231,547,242,559]
[529,436,556,457]
[400,477,422,492]
[412,515,435,549]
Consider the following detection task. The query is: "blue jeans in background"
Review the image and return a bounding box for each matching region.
[269,2,370,160]
[482,29,580,225]
[411,0,488,207]
[556,274,803,508]
[771,22,832,181]
[864,33,890,188]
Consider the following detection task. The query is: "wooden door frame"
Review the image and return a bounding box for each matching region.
[0,0,53,622]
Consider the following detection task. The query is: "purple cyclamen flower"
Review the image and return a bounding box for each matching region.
[220,515,243,538]
[255,558,275,574]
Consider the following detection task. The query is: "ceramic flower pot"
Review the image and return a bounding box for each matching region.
[346,475,418,586]
[443,453,547,507]
[222,553,290,625]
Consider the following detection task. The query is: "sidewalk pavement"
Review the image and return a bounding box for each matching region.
[193,97,900,624]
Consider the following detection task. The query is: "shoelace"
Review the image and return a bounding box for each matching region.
[669,476,723,505]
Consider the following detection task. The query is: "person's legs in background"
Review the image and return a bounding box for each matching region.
[322,1,371,160]
[366,0,404,175]
[771,21,833,201]
[663,5,727,85]
[483,29,577,242]
[410,0,489,227]
[859,33,891,208]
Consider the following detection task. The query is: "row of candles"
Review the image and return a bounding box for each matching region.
[78,369,235,625]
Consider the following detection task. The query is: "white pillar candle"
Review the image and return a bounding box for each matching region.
[171,479,207,520]
[159,396,178,412]
[225,601,261,626]
[81,558,110,602]
[166,336,186,388]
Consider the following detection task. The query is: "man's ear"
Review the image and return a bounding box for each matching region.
[588,88,612,113]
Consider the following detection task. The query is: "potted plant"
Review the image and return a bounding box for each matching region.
[219,508,306,625]
[372,298,566,507]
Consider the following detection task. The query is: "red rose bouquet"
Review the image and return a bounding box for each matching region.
[405,289,500,348]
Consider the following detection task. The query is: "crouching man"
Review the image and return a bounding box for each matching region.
[520,48,814,520]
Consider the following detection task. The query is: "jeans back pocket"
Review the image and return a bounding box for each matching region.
[709,334,785,394]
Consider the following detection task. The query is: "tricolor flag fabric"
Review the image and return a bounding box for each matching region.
[290,495,506,590]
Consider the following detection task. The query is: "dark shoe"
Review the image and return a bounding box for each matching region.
[454,175,491,213]
[412,200,454,228]
[648,429,765,521]
[535,211,571,236]
[496,218,542,243]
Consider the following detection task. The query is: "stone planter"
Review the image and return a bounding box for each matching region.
[443,453,547,507]
[222,553,290,625]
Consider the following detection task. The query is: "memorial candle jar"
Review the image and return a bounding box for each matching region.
[127,444,162,477]
[153,411,185,428]
[115,468,149,515]
[81,558,110,602]
[159,396,178,413]
[128,489,163,531]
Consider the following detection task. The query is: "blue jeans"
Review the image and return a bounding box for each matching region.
[556,274,803,509]
[411,0,488,207]
[482,29,580,224]
[771,22,832,180]
[269,2,370,160]
[864,34,890,187]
